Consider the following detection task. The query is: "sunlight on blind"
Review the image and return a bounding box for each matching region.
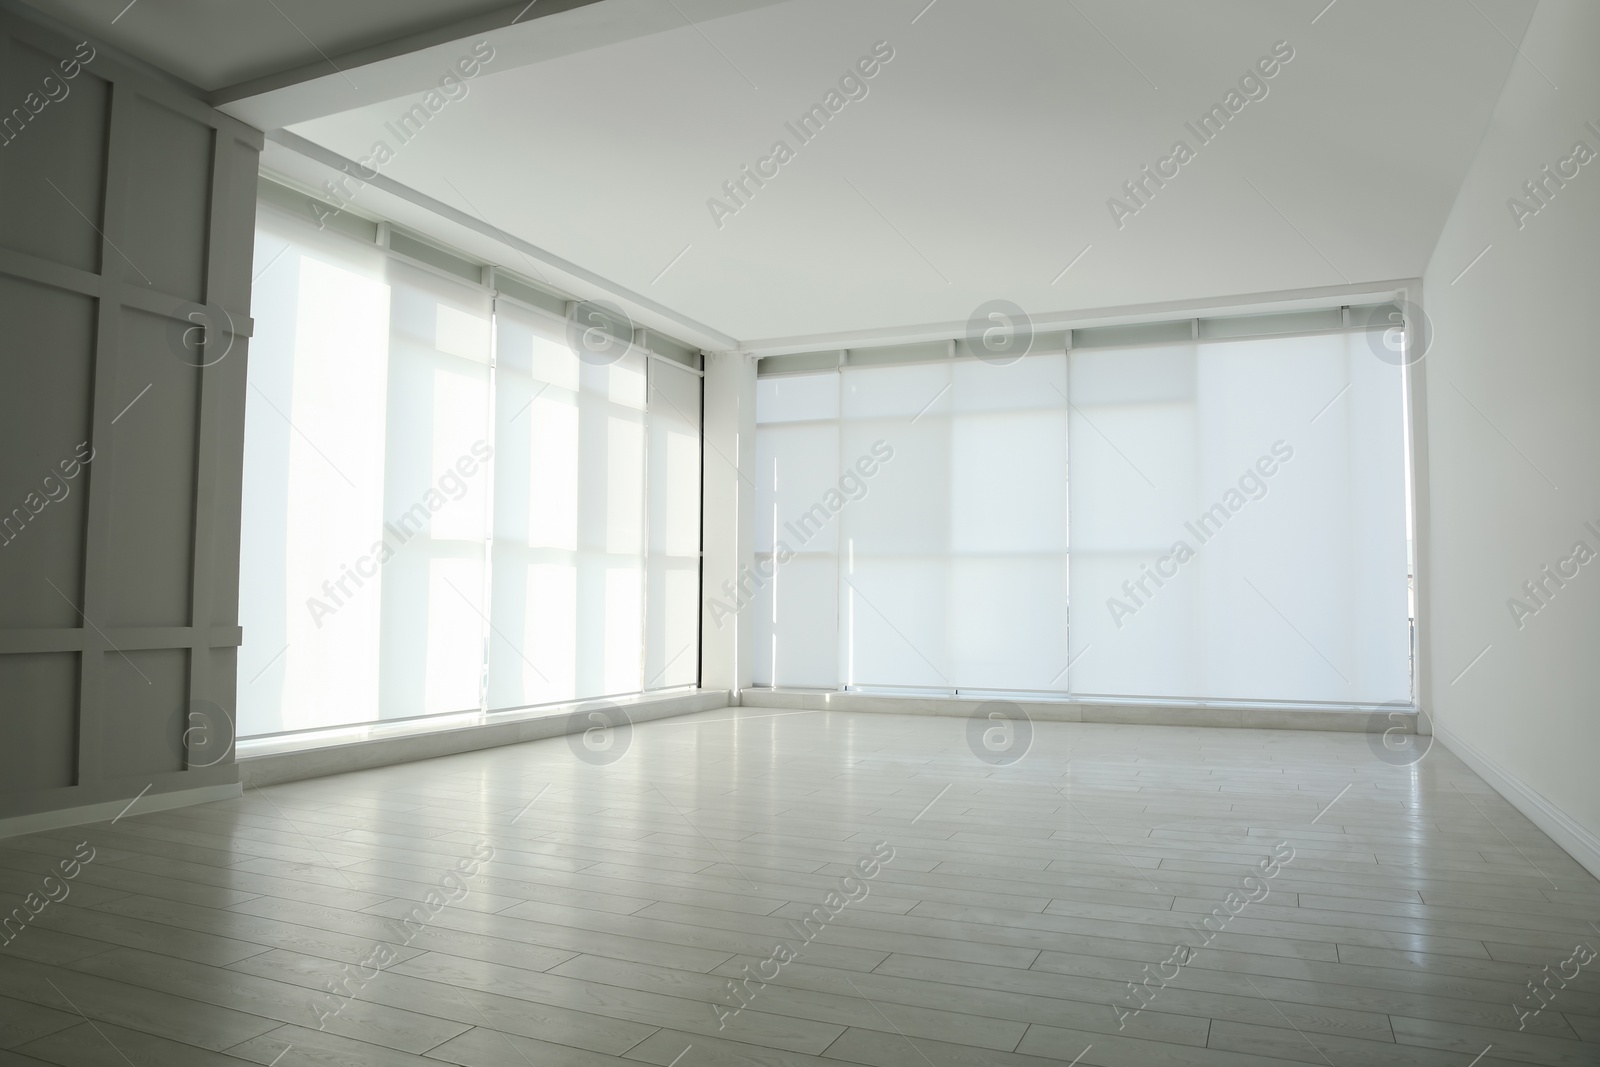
[239,204,700,738]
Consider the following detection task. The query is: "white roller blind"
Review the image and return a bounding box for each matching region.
[488,303,577,708]
[754,372,841,688]
[488,300,646,709]
[379,261,492,719]
[947,357,1071,689]
[839,356,1070,690]
[645,358,702,690]
[840,361,951,689]
[753,333,1407,704]
[1067,332,1409,703]
[239,210,389,737]
[241,200,701,739]
[589,347,646,697]
[753,357,1071,691]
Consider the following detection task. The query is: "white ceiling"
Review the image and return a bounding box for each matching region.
[280,0,1533,347]
[29,0,1537,349]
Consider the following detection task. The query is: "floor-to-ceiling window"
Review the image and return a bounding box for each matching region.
[238,193,701,740]
[753,312,1412,706]
[753,355,1072,692]
[1066,328,1410,704]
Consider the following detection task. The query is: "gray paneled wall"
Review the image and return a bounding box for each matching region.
[0,7,261,820]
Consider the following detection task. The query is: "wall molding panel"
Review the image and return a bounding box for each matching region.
[0,7,262,820]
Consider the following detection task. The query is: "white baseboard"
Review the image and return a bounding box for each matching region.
[239,689,732,787]
[739,689,1403,733]
[1434,721,1600,882]
[0,782,244,841]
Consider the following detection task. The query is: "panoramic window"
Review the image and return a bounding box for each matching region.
[753,322,1410,705]
[238,200,701,740]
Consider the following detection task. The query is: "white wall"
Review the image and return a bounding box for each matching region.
[1420,0,1600,869]
[700,350,757,696]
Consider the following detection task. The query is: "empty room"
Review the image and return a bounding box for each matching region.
[1,0,1598,1064]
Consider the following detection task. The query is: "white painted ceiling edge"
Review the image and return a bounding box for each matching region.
[257,135,741,352]
[206,0,1533,354]
[215,0,788,131]
[262,127,1417,357]
[250,137,1421,358]
[222,0,782,351]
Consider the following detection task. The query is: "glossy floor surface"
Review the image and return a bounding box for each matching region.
[1,708,1598,1066]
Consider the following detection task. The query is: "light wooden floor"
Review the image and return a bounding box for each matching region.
[2,708,1598,1067]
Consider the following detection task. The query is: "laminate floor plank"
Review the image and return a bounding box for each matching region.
[358,896,734,972]
[67,946,472,1053]
[0,870,126,912]
[0,838,140,867]
[488,899,890,971]
[873,952,1396,1042]
[15,1020,262,1066]
[0,993,78,1049]
[26,899,268,966]
[1391,1014,1598,1066]
[422,1025,638,1067]
[391,951,843,1054]
[105,853,396,912]
[631,901,1039,969]
[224,893,578,964]
[817,1023,1091,1067]
[48,861,262,911]
[1333,943,1593,985]
[226,949,658,1055]
[2,709,1596,1066]
[84,893,431,969]
[0,926,120,967]
[397,857,796,917]
[852,898,1345,963]
[1161,896,1587,951]
[24,826,290,871]
[0,955,281,1050]
[337,856,658,915]
[1206,1018,1532,1067]
[206,855,497,911]
[709,952,1213,1047]
[623,1026,841,1067]
[1037,943,1542,1007]
[550,951,1030,1051]
[225,1024,451,1067]
[1150,954,1582,1039]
